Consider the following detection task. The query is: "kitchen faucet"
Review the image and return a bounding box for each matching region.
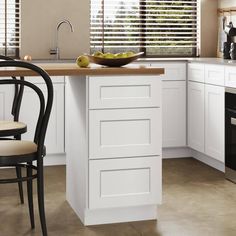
[50,19,74,60]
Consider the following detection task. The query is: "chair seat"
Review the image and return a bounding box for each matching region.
[0,140,37,156]
[0,120,27,137]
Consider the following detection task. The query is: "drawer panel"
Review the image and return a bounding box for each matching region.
[25,76,64,84]
[150,62,186,81]
[89,108,161,159]
[205,65,224,86]
[188,63,205,83]
[225,66,236,88]
[89,76,161,109]
[89,156,162,209]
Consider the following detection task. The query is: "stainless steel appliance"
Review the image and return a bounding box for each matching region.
[225,88,236,183]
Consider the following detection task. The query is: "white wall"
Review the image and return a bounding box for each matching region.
[20,0,218,59]
[21,0,90,60]
[218,0,236,8]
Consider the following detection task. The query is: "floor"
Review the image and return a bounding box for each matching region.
[0,158,236,236]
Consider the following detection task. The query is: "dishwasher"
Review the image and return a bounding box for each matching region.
[225,88,236,183]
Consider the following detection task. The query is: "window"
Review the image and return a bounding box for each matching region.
[0,0,20,58]
[90,0,200,57]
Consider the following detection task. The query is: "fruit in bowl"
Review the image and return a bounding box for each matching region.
[87,51,144,67]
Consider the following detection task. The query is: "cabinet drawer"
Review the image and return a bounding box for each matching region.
[89,108,161,159]
[89,156,162,209]
[89,76,161,109]
[225,66,236,88]
[25,76,64,84]
[205,65,224,86]
[150,62,186,81]
[188,63,205,83]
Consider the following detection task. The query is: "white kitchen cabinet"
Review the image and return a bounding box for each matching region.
[20,80,65,154]
[205,65,224,86]
[225,66,236,88]
[150,62,186,81]
[89,108,161,159]
[162,81,186,147]
[188,81,205,153]
[188,63,205,83]
[205,84,224,162]
[0,83,14,121]
[89,75,161,109]
[89,156,161,209]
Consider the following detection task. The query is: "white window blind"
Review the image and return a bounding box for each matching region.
[90,0,200,57]
[0,0,20,58]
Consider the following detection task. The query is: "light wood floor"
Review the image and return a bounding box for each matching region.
[0,158,236,236]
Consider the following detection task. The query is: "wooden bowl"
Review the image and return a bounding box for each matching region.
[87,52,144,67]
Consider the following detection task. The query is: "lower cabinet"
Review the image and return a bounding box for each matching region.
[162,81,186,147]
[205,84,224,162]
[188,81,225,163]
[89,108,161,159]
[89,156,162,209]
[188,81,205,153]
[20,78,65,154]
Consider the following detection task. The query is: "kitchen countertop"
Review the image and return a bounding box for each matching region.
[0,63,164,77]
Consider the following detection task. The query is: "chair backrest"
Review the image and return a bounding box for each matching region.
[0,60,53,156]
[0,55,24,121]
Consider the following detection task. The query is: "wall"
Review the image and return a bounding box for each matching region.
[21,0,218,59]
[200,0,218,57]
[21,0,90,59]
[218,0,236,8]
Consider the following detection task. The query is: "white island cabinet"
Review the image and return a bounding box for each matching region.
[66,74,162,225]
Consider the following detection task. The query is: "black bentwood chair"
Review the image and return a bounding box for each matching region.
[0,55,26,204]
[0,60,53,236]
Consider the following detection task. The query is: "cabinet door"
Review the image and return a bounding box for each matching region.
[188,63,205,83]
[20,83,65,154]
[205,84,224,162]
[0,83,14,121]
[162,81,186,147]
[188,81,205,152]
[89,156,161,209]
[89,108,161,159]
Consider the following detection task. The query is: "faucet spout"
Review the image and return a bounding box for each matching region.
[50,19,74,60]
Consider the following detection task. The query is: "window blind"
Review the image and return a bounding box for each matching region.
[0,0,20,58]
[90,0,200,57]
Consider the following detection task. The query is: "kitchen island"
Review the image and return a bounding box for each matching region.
[0,63,164,225]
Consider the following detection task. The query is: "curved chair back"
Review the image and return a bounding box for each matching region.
[0,55,24,121]
[0,60,53,157]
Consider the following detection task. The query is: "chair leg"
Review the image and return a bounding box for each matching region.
[37,161,47,236]
[27,162,35,229]
[15,166,24,204]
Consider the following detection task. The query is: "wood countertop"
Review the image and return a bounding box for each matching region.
[0,63,164,77]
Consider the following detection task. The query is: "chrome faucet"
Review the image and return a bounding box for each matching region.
[50,19,74,60]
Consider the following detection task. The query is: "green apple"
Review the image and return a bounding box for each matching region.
[103,53,114,59]
[76,55,90,68]
[126,51,135,57]
[114,53,126,58]
[92,51,104,58]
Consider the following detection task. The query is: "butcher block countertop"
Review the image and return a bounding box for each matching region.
[0,62,164,77]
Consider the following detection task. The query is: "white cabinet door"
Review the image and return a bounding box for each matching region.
[205,65,224,86]
[89,76,161,109]
[150,62,186,81]
[0,83,14,121]
[162,81,186,147]
[205,84,225,162]
[188,63,205,83]
[20,83,65,154]
[89,108,161,159]
[188,81,205,152]
[89,156,162,209]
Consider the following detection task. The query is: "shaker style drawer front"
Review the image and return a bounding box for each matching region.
[89,108,161,159]
[205,65,224,86]
[225,66,236,88]
[89,156,162,209]
[188,63,205,83]
[150,63,186,81]
[89,76,161,109]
